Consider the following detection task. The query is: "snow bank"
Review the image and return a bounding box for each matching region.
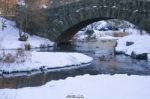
[0,17,54,50]
[96,35,117,40]
[0,74,150,99]
[116,35,150,56]
[0,52,93,73]
[91,20,108,30]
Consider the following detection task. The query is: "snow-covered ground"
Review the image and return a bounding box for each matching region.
[0,17,54,50]
[0,74,150,99]
[0,51,93,73]
[73,20,147,41]
[116,35,150,56]
[97,35,117,40]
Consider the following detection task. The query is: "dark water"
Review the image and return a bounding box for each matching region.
[0,40,150,89]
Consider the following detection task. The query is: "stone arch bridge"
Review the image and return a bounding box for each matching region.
[18,0,150,43]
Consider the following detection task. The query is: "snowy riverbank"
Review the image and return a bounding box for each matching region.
[0,74,150,99]
[0,17,54,50]
[116,34,150,60]
[0,51,93,74]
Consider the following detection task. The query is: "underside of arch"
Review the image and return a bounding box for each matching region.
[55,18,111,43]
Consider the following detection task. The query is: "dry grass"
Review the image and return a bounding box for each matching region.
[0,48,30,65]
[113,32,128,37]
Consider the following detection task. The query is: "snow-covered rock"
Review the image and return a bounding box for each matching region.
[0,74,150,99]
[0,17,54,50]
[116,35,150,59]
[0,52,93,73]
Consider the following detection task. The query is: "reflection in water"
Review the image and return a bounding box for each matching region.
[0,39,150,88]
[0,66,97,88]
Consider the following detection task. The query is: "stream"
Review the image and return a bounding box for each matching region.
[0,39,150,88]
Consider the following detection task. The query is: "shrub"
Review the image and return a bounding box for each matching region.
[85,29,94,36]
[0,49,30,65]
[24,43,31,50]
[2,53,15,63]
[15,48,27,63]
[40,44,47,48]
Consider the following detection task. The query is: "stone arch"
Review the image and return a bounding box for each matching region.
[45,0,150,42]
[17,0,150,42]
[56,18,111,42]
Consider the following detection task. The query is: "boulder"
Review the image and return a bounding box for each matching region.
[131,51,148,60]
[126,42,134,46]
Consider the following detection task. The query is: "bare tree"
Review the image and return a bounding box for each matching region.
[17,0,29,41]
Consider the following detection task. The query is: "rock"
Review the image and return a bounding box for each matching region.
[99,55,106,61]
[114,51,124,55]
[131,51,148,60]
[18,34,28,41]
[148,54,150,62]
[126,42,134,46]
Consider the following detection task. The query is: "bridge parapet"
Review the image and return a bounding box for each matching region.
[47,0,150,10]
